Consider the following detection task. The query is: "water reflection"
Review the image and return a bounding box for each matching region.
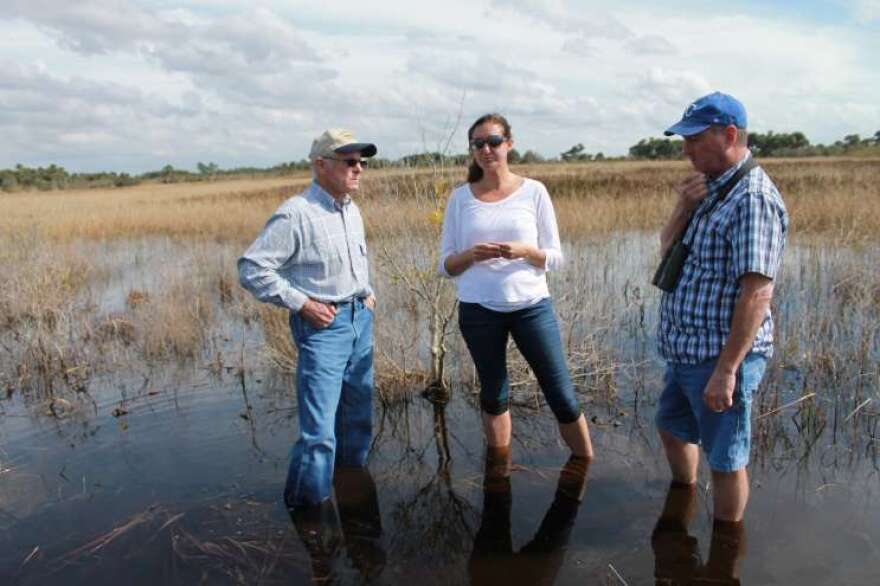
[651,482,745,585]
[4,364,880,583]
[289,466,386,583]
[469,451,589,585]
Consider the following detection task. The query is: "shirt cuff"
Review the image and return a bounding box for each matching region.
[281,288,309,313]
[438,253,453,277]
[542,249,564,272]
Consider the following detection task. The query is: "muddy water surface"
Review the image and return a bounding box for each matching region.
[2,232,879,584]
[2,364,879,585]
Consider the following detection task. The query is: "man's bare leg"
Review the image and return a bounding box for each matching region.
[711,468,749,522]
[659,429,699,484]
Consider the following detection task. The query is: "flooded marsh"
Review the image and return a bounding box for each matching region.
[1,158,879,584]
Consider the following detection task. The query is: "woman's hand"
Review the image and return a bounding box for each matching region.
[494,241,532,259]
[444,243,501,276]
[494,241,546,268]
[471,242,504,261]
[444,242,546,275]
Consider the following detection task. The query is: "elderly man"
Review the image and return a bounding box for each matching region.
[238,129,377,510]
[655,93,788,533]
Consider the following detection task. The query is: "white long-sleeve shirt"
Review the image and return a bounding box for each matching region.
[438,178,563,312]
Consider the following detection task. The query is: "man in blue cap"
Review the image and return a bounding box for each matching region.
[653,92,788,544]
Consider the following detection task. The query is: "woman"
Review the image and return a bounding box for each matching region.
[439,113,594,462]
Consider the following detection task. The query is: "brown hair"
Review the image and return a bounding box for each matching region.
[467,113,512,183]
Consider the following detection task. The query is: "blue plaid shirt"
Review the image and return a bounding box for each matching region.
[658,152,788,364]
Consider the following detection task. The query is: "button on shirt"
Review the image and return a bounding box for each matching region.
[238,181,373,312]
[658,153,788,364]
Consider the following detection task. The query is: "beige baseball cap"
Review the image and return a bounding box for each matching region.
[309,128,377,160]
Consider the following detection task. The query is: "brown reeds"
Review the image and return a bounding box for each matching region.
[255,304,297,372]
[1,158,877,442]
[2,158,877,245]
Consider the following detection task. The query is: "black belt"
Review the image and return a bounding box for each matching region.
[329,297,364,307]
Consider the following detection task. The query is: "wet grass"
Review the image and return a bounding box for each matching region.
[0,158,877,460]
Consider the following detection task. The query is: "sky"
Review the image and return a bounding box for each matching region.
[1,0,879,172]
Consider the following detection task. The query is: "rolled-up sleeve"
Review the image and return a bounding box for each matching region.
[730,191,786,281]
[535,184,564,271]
[238,211,309,312]
[438,193,458,278]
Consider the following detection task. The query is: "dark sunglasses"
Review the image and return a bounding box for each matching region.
[324,157,368,168]
[469,135,506,150]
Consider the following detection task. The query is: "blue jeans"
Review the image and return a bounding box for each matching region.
[656,352,768,472]
[458,298,581,424]
[284,299,374,507]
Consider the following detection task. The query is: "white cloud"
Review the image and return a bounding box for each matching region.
[6,0,179,54]
[490,0,632,40]
[0,0,877,170]
[852,0,880,23]
[626,34,677,56]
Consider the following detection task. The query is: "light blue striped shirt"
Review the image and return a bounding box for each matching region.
[238,181,373,312]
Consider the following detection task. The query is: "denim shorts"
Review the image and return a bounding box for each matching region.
[655,352,768,472]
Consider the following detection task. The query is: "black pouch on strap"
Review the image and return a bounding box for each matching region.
[651,158,758,293]
[652,239,689,293]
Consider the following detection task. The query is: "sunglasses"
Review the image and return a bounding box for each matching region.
[324,157,368,168]
[469,135,506,150]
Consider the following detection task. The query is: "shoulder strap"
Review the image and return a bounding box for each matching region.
[683,158,759,244]
[716,157,758,204]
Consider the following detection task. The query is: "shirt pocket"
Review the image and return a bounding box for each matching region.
[356,240,369,275]
[306,234,344,280]
[691,217,727,274]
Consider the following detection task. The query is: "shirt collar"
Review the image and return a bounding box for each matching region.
[310,180,351,211]
[707,150,752,190]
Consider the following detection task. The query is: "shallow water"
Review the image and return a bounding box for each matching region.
[2,231,879,583]
[2,362,879,585]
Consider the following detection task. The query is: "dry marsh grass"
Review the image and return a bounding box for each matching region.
[2,158,877,245]
[0,176,305,242]
[0,158,878,437]
[355,158,880,240]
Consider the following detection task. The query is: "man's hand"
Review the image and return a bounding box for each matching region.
[299,299,337,329]
[675,173,708,212]
[471,243,504,261]
[703,274,774,413]
[365,295,376,311]
[703,367,736,413]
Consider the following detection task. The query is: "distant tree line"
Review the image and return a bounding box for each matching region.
[628,129,880,160]
[0,160,313,193]
[3,129,878,192]
[0,164,141,192]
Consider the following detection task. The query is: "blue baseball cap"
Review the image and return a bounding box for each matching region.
[664,92,747,137]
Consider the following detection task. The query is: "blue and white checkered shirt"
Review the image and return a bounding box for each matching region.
[658,152,788,364]
[238,181,373,313]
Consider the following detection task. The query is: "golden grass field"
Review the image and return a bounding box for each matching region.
[0,157,878,410]
[1,157,878,244]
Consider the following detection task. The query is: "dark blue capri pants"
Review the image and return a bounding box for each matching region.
[458,298,582,424]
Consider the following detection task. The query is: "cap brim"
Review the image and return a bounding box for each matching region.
[664,120,711,137]
[335,142,377,157]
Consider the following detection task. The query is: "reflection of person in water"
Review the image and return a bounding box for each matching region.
[469,449,590,585]
[289,467,386,583]
[652,482,746,585]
